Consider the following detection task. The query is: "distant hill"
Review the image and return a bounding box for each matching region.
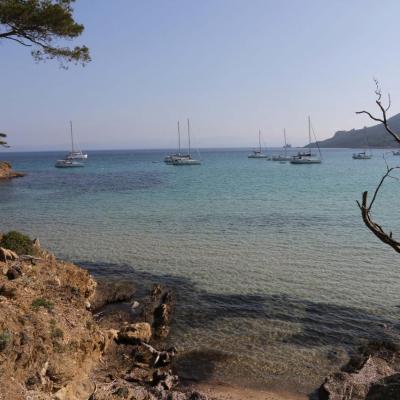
[307,113,400,148]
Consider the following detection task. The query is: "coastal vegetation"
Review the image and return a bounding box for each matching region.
[0,0,90,66]
[0,133,8,147]
[0,230,34,255]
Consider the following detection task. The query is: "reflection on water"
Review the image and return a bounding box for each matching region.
[1,148,400,392]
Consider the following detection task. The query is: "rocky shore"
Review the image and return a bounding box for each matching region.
[1,235,399,400]
[0,240,210,400]
[0,161,25,179]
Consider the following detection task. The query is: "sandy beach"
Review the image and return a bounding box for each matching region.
[192,382,308,400]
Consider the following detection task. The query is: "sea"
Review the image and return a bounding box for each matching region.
[1,148,400,393]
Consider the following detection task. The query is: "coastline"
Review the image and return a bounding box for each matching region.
[0,240,308,400]
[189,382,307,400]
[0,161,25,179]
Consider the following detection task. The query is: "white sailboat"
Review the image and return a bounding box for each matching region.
[164,121,190,164]
[290,116,322,164]
[65,121,87,160]
[248,130,268,158]
[171,119,201,165]
[352,128,372,159]
[272,129,292,161]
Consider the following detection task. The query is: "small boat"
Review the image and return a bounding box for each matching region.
[55,159,84,168]
[248,130,269,158]
[272,129,292,161]
[290,116,322,164]
[352,151,372,160]
[65,121,87,160]
[393,150,400,156]
[164,121,190,164]
[352,128,372,160]
[171,119,201,166]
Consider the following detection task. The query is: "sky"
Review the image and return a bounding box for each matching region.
[1,0,400,151]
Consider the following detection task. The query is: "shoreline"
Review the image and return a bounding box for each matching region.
[1,235,400,399]
[188,382,308,400]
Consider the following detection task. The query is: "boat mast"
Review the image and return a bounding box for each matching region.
[283,128,287,156]
[177,121,181,155]
[70,121,74,153]
[259,130,262,153]
[308,116,311,149]
[187,118,191,157]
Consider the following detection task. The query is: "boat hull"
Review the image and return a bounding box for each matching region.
[171,159,201,165]
[55,160,85,168]
[248,154,269,159]
[290,158,321,164]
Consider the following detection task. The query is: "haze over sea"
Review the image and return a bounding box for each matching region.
[1,148,400,393]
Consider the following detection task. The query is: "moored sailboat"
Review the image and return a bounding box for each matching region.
[272,129,292,161]
[66,121,87,160]
[290,116,322,164]
[248,130,268,158]
[171,119,201,165]
[164,121,190,164]
[55,121,87,168]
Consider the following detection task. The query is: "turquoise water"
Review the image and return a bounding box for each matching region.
[1,148,400,392]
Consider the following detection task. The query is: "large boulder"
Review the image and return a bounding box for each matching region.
[118,322,152,344]
[319,341,400,400]
[0,247,18,262]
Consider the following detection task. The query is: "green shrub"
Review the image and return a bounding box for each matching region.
[51,326,64,340]
[0,231,33,255]
[31,298,54,311]
[0,331,11,351]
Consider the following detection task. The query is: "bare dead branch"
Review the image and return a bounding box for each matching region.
[355,110,384,123]
[357,190,400,253]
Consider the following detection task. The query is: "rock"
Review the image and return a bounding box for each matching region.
[168,392,188,400]
[118,322,152,344]
[132,300,140,309]
[53,378,95,400]
[99,328,119,353]
[113,386,129,397]
[189,392,208,400]
[366,373,400,399]
[319,341,400,400]
[91,279,136,310]
[124,366,151,383]
[6,264,22,280]
[153,369,179,390]
[0,161,25,179]
[0,247,18,262]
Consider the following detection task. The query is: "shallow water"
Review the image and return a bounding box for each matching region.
[1,148,400,392]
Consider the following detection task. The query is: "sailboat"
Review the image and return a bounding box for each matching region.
[352,128,372,159]
[164,121,190,164]
[171,119,201,165]
[65,121,87,160]
[248,130,268,158]
[55,121,86,168]
[290,116,322,164]
[272,129,292,161]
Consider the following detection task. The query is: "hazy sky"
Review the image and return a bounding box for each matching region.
[2,0,400,151]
